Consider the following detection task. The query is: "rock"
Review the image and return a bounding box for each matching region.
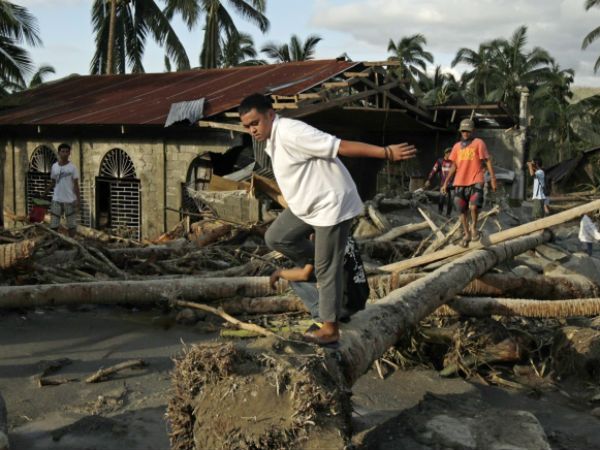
[423,414,476,449]
[512,264,538,277]
[175,308,199,325]
[558,254,600,285]
[474,410,551,450]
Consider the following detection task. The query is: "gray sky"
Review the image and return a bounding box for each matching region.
[19,0,600,87]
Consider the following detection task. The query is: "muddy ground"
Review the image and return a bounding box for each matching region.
[2,305,600,450]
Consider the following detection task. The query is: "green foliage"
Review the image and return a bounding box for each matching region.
[91,0,192,74]
[0,0,41,92]
[261,34,322,63]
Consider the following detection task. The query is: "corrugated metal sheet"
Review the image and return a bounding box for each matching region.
[0,60,358,126]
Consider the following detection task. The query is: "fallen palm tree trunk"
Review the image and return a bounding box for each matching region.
[436,296,600,318]
[0,277,286,309]
[369,272,599,300]
[0,238,38,270]
[167,231,550,450]
[380,199,600,273]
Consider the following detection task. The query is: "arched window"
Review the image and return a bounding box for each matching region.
[26,145,57,212]
[96,148,141,239]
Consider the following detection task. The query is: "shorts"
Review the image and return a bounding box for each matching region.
[50,201,78,230]
[454,184,484,213]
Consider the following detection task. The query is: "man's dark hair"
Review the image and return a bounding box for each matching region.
[533,157,542,168]
[58,143,71,151]
[239,93,273,116]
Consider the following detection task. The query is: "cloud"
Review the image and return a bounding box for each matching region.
[311,0,600,86]
[19,0,87,5]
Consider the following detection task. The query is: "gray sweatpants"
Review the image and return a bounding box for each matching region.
[265,208,351,322]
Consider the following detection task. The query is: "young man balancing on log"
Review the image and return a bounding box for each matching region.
[239,93,417,345]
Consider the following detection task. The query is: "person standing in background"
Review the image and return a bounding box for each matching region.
[47,143,80,237]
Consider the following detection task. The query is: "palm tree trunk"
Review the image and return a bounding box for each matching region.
[0,277,285,309]
[106,0,117,75]
[168,231,551,450]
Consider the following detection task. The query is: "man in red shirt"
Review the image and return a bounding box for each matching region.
[424,147,454,216]
[442,119,496,247]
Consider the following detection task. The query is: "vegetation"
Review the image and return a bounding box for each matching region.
[165,0,269,69]
[91,0,191,74]
[0,0,41,93]
[261,34,322,63]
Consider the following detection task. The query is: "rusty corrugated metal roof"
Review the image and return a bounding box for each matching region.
[0,60,358,126]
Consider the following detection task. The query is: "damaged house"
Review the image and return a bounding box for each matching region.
[0,60,526,239]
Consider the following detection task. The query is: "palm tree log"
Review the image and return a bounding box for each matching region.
[167,231,551,450]
[369,272,599,300]
[436,296,600,318]
[0,277,286,309]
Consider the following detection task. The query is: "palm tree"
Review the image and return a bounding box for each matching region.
[28,64,55,88]
[419,66,465,106]
[0,1,41,87]
[387,34,433,91]
[166,0,269,69]
[220,32,264,67]
[91,0,191,75]
[261,34,322,63]
[484,26,553,111]
[582,0,600,72]
[451,43,496,103]
[531,63,600,162]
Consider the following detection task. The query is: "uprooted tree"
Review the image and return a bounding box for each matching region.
[167,231,551,450]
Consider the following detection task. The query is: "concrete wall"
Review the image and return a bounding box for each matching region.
[2,132,241,239]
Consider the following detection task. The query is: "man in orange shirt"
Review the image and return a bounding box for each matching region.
[442,119,496,247]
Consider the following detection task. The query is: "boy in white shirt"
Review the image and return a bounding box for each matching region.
[579,214,600,256]
[527,158,546,219]
[48,143,80,237]
[239,94,416,345]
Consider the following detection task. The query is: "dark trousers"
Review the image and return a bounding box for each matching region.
[265,208,351,322]
[438,191,453,216]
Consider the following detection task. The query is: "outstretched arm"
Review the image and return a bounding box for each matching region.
[338,140,417,161]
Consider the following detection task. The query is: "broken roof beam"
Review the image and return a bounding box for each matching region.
[359,77,433,121]
[283,86,382,119]
[363,60,402,67]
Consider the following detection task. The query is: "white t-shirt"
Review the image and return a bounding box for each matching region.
[265,116,364,226]
[51,161,79,203]
[579,214,600,243]
[532,169,546,200]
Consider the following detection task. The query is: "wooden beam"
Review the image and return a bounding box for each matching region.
[359,77,433,121]
[364,60,402,66]
[380,199,600,273]
[322,81,351,89]
[272,103,299,110]
[198,120,247,134]
[283,87,380,119]
[344,71,371,78]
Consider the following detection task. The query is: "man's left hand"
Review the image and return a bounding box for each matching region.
[388,143,417,161]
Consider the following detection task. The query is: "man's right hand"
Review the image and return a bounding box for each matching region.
[388,143,417,161]
[441,184,448,194]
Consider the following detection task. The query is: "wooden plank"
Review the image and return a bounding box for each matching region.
[379,199,600,273]
[323,81,351,89]
[359,77,433,121]
[272,103,299,109]
[198,120,247,133]
[283,87,379,119]
[252,173,288,208]
[418,208,444,241]
[364,60,402,66]
[208,175,252,192]
[344,71,371,78]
